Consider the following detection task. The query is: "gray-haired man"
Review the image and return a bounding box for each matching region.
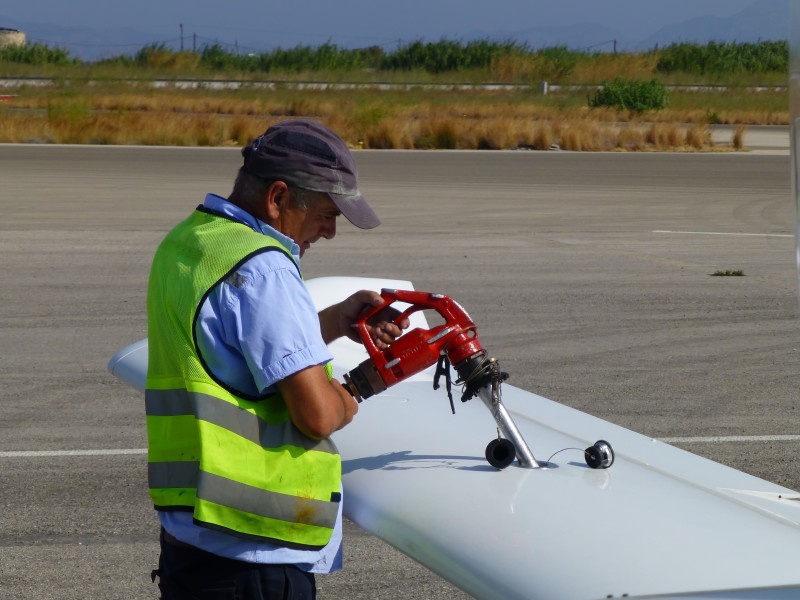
[146,120,405,599]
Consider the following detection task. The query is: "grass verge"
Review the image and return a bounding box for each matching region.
[0,81,787,150]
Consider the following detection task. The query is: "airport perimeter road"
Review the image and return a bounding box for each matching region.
[1,145,798,599]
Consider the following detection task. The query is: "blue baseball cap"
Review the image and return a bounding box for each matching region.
[242,120,380,229]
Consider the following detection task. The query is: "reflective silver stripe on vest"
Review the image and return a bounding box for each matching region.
[145,388,338,455]
[149,461,199,489]
[148,464,339,528]
[198,471,339,528]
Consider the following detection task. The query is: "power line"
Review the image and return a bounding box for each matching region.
[28,35,182,49]
[583,39,619,52]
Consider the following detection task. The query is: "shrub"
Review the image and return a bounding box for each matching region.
[534,45,580,81]
[380,39,526,73]
[0,42,74,65]
[133,44,200,70]
[589,78,668,112]
[656,41,787,75]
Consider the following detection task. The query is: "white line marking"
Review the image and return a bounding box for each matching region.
[653,230,792,238]
[0,449,147,458]
[660,435,800,444]
[2,437,799,458]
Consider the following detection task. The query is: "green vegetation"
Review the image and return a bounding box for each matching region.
[589,78,668,112]
[96,39,573,76]
[656,41,787,76]
[0,40,789,149]
[0,39,789,83]
[0,42,76,66]
[380,39,520,73]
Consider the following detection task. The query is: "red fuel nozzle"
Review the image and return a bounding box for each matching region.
[344,289,484,401]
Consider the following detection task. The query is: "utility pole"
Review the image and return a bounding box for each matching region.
[193,33,196,53]
[180,23,184,51]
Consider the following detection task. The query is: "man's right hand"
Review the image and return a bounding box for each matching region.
[318,289,409,348]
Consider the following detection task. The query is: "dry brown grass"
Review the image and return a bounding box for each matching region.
[686,125,711,149]
[0,109,268,145]
[0,83,779,151]
[571,53,661,84]
[363,118,416,149]
[646,123,679,148]
[615,126,647,151]
[0,105,722,152]
[732,125,748,150]
[487,51,661,85]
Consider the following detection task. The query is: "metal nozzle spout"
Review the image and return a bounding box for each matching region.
[344,359,387,402]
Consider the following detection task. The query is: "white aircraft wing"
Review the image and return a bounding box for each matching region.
[109,276,800,600]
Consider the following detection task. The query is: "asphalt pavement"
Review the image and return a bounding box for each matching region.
[0,143,798,599]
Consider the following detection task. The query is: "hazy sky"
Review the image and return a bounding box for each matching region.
[4,0,761,52]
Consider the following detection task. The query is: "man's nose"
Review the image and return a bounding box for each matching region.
[321,220,336,240]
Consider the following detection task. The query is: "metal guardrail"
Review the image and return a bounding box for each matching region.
[0,77,789,93]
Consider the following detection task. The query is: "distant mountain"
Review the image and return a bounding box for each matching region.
[492,0,786,51]
[0,0,789,62]
[471,23,632,53]
[639,0,787,49]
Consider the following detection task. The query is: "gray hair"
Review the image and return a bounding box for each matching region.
[231,168,270,205]
[287,185,326,210]
[231,168,326,211]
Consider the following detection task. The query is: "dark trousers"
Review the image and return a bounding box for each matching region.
[155,529,317,600]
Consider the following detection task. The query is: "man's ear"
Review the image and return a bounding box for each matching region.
[265,181,290,221]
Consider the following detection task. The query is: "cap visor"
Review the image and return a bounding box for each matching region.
[330,192,380,229]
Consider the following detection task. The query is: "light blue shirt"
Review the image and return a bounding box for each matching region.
[159,193,343,573]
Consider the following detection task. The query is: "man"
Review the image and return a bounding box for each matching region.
[146,120,404,599]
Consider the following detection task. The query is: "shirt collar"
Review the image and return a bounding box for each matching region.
[203,193,301,260]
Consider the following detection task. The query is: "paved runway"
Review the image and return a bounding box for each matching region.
[1,145,798,599]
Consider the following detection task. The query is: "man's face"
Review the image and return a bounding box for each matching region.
[281,191,341,257]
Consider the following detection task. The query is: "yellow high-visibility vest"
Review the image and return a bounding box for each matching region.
[146,207,340,550]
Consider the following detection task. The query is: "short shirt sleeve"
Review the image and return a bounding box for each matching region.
[194,249,333,397]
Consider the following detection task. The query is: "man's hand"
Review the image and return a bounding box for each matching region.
[319,290,409,349]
